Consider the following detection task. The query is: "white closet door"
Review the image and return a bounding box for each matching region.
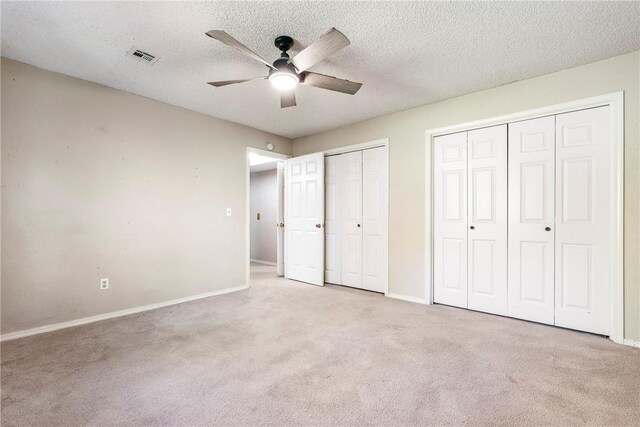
[324,155,344,284]
[342,151,363,288]
[276,163,285,277]
[555,106,610,335]
[467,125,508,315]
[433,132,468,308]
[362,147,388,293]
[285,152,325,286]
[507,116,555,324]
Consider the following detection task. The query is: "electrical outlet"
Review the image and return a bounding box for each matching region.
[226,208,232,216]
[100,278,109,290]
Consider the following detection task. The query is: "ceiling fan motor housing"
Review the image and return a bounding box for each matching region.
[274,35,294,57]
[271,57,299,75]
[271,36,299,79]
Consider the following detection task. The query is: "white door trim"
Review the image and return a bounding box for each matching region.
[246,147,290,288]
[323,139,388,156]
[425,92,624,344]
[323,138,389,296]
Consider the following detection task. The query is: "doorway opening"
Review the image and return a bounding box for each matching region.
[246,148,288,285]
[425,92,624,343]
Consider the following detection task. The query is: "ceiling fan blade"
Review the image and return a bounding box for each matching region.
[280,91,296,108]
[290,28,350,72]
[206,30,276,70]
[301,72,362,95]
[207,77,266,87]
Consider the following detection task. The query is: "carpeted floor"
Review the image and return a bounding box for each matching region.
[2,264,639,426]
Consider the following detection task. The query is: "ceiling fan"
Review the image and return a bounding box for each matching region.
[205,28,363,108]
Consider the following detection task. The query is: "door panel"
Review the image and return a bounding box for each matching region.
[508,116,555,324]
[362,147,388,292]
[342,151,363,287]
[467,125,507,315]
[324,155,343,284]
[434,132,468,308]
[276,163,285,276]
[555,106,610,334]
[285,153,325,286]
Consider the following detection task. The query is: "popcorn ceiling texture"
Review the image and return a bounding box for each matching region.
[1,1,639,138]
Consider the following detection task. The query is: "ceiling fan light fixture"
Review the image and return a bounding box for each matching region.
[205,28,362,107]
[268,70,299,90]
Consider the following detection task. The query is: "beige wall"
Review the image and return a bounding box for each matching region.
[250,169,278,264]
[0,58,292,335]
[293,51,640,341]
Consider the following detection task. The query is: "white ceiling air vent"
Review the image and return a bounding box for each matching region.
[126,47,160,65]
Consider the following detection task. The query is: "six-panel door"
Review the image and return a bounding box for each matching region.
[324,155,344,285]
[466,125,508,315]
[554,106,610,335]
[507,116,556,324]
[285,152,325,286]
[362,147,388,293]
[433,132,468,308]
[342,151,364,288]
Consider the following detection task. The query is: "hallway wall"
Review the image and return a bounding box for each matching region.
[250,169,278,264]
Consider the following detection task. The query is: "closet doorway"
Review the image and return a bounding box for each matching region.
[282,140,389,294]
[426,93,624,343]
[325,145,388,293]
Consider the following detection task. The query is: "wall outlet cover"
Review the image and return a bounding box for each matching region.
[100,278,109,290]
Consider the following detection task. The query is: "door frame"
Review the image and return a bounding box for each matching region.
[322,138,390,295]
[246,147,290,288]
[425,92,624,344]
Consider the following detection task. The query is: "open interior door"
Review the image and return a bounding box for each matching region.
[284,152,325,286]
[276,163,285,277]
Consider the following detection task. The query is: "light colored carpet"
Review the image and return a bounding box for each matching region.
[2,265,639,426]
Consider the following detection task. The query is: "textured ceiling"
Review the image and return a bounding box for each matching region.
[2,1,639,139]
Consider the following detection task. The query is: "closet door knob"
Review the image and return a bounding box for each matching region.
[545,226,551,231]
[469,225,475,230]
[315,224,322,228]
[357,224,361,227]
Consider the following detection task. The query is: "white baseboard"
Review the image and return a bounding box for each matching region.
[623,339,640,348]
[250,259,277,266]
[0,285,249,342]
[386,293,427,304]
